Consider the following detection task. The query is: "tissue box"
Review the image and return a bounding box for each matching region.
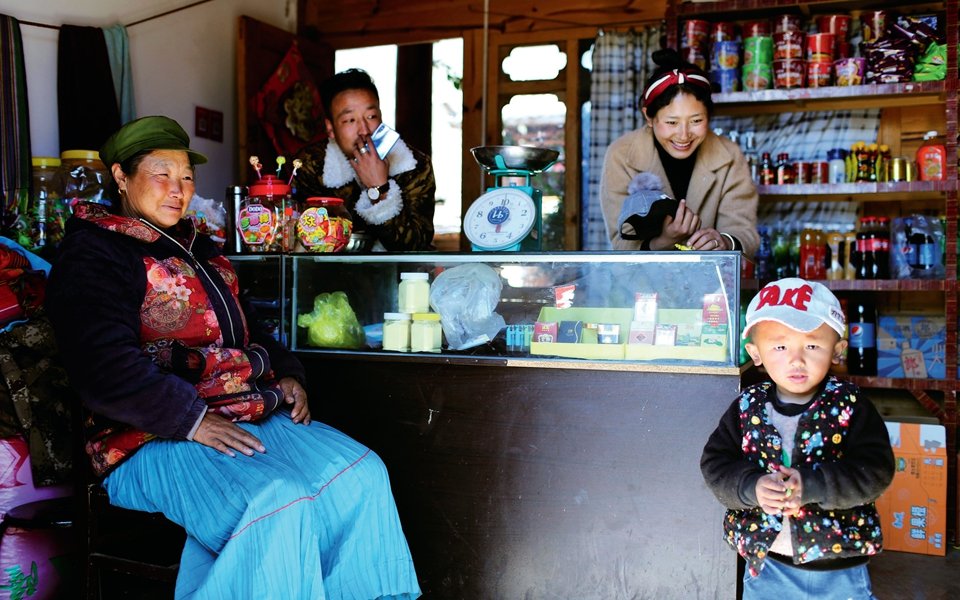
[875,422,947,556]
[877,315,945,379]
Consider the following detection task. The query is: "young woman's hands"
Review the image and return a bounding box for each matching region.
[648,200,701,249]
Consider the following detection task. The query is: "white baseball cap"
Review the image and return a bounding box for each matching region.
[742,278,846,340]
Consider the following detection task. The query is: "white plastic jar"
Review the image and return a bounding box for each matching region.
[382,312,411,352]
[410,312,442,353]
[398,272,431,314]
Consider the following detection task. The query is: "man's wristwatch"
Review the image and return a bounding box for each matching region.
[366,182,390,201]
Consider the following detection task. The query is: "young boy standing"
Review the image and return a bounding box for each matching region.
[701,278,894,599]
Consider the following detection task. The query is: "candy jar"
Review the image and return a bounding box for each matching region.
[238,175,290,253]
[296,197,353,252]
[60,149,110,209]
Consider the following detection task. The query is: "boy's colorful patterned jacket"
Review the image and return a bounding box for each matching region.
[700,376,894,575]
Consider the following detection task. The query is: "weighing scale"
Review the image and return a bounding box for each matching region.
[465,145,559,251]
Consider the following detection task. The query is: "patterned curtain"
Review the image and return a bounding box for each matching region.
[583,28,656,250]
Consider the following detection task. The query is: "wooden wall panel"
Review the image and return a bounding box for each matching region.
[299,0,666,47]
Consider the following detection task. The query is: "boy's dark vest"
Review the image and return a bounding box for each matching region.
[723,378,884,576]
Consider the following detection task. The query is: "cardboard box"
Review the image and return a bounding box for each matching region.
[877,315,945,379]
[875,422,947,556]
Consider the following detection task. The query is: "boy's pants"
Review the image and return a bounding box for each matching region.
[743,557,877,600]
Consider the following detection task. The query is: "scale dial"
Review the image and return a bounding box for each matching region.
[464,188,537,251]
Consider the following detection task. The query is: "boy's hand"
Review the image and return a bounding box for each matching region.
[778,466,804,516]
[756,472,791,515]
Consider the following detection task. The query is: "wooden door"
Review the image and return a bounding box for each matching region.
[237,16,333,185]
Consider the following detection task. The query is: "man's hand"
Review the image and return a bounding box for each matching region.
[351,135,389,190]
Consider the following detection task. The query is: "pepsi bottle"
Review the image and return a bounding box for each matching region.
[847,299,877,376]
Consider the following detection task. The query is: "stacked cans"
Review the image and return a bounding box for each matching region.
[742,20,773,91]
[680,19,710,70]
[709,22,740,92]
[773,15,805,89]
[814,14,859,86]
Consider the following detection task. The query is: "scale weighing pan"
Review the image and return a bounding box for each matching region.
[471,145,559,173]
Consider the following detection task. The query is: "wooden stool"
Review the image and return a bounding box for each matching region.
[83,482,184,599]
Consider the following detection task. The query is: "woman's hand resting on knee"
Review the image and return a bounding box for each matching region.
[280,377,311,425]
[194,413,266,457]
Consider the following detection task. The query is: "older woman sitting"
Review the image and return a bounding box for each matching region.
[46,116,420,599]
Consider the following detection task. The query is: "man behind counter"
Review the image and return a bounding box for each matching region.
[295,68,437,251]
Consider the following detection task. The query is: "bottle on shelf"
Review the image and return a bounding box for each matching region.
[853,142,873,182]
[826,231,844,280]
[843,231,857,280]
[755,225,773,280]
[776,152,796,185]
[799,227,825,279]
[916,130,946,182]
[874,216,890,278]
[867,143,880,182]
[759,152,776,185]
[743,131,759,183]
[876,144,891,182]
[847,298,878,376]
[856,216,889,280]
[832,297,849,375]
[827,148,847,184]
[788,225,801,277]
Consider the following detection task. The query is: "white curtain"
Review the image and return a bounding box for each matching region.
[583,28,657,250]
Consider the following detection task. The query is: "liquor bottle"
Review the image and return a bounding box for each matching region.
[759,152,775,185]
[776,152,795,185]
[847,299,877,376]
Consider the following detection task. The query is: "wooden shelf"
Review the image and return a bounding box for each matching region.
[843,374,957,393]
[672,0,942,19]
[714,82,947,114]
[817,279,952,292]
[757,180,957,201]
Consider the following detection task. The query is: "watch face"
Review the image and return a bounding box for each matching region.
[367,187,381,201]
[464,188,536,250]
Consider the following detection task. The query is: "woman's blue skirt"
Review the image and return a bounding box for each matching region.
[103,412,421,599]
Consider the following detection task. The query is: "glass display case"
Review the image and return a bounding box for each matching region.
[289,252,744,371]
[227,255,291,346]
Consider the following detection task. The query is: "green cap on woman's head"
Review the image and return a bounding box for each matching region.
[99,115,208,167]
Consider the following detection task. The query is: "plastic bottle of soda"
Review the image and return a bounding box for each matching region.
[800,227,823,279]
[847,299,877,376]
[788,224,801,277]
[874,216,890,279]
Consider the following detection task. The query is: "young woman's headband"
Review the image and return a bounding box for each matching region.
[642,69,711,108]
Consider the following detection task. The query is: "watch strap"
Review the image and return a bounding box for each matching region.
[367,181,390,200]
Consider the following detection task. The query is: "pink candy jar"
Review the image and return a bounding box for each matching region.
[296,197,353,252]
